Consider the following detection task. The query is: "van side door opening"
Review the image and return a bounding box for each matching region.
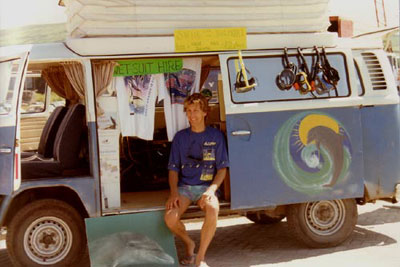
[94,55,231,214]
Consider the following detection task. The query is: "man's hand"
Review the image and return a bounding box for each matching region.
[198,189,215,209]
[166,193,180,210]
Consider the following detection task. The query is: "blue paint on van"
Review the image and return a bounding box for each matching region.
[361,104,400,199]
[227,107,365,209]
[0,126,16,195]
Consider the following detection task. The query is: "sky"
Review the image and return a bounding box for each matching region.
[0,0,66,29]
[0,0,399,34]
[328,0,399,34]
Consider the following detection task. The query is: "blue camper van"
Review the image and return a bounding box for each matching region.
[0,32,399,266]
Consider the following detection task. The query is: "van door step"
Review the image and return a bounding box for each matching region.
[182,202,234,219]
[102,201,232,216]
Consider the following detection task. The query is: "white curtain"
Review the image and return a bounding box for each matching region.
[62,61,118,115]
[93,61,117,115]
[42,66,80,104]
[62,62,86,101]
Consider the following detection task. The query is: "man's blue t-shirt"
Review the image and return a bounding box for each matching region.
[168,126,229,186]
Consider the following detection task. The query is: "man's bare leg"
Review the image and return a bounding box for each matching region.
[196,195,219,266]
[164,196,196,261]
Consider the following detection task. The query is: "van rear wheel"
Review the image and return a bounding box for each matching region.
[6,199,88,267]
[287,199,357,248]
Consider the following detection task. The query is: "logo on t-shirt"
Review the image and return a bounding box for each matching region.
[203,148,216,161]
[204,141,216,146]
[164,68,196,104]
[124,75,152,115]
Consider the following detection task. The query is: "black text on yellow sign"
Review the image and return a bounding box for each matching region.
[174,28,247,53]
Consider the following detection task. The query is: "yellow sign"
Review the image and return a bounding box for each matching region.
[174,28,247,52]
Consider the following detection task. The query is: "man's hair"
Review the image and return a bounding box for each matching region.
[183,93,210,113]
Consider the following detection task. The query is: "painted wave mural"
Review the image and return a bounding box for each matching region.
[273,112,352,194]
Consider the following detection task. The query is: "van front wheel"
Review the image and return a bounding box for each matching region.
[6,199,88,267]
[287,199,357,248]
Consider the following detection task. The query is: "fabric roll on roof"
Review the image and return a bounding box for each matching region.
[63,0,331,38]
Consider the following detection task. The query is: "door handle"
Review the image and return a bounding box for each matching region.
[231,130,251,136]
[0,147,12,154]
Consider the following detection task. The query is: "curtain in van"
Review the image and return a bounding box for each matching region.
[62,62,86,101]
[42,66,80,104]
[93,61,117,115]
[200,65,211,89]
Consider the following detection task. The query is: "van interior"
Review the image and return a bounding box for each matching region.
[20,62,90,180]
[19,55,230,213]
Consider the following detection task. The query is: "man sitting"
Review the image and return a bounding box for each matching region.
[164,93,229,267]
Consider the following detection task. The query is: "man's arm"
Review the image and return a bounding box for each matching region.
[206,167,227,194]
[168,170,179,195]
[198,168,227,208]
[166,170,180,209]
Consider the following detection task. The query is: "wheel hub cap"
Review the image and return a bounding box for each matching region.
[24,216,73,265]
[305,200,346,236]
[39,232,56,248]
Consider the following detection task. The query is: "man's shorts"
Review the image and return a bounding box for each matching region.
[178,185,210,203]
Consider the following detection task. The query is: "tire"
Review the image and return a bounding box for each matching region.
[287,198,357,248]
[246,212,285,224]
[6,199,89,267]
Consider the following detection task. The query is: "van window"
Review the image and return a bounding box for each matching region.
[0,58,19,115]
[21,76,47,113]
[49,91,66,112]
[0,77,15,115]
[227,53,349,103]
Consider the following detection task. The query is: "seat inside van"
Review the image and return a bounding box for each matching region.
[21,104,89,179]
[22,106,68,159]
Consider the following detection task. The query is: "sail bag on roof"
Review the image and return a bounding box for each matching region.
[63,0,330,38]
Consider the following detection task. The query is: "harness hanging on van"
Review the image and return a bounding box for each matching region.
[293,47,313,94]
[234,50,257,93]
[312,46,335,95]
[276,47,297,91]
[321,47,340,85]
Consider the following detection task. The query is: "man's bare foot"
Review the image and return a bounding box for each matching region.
[196,261,209,267]
[186,239,195,256]
[180,254,196,265]
[195,254,209,267]
[180,239,196,265]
